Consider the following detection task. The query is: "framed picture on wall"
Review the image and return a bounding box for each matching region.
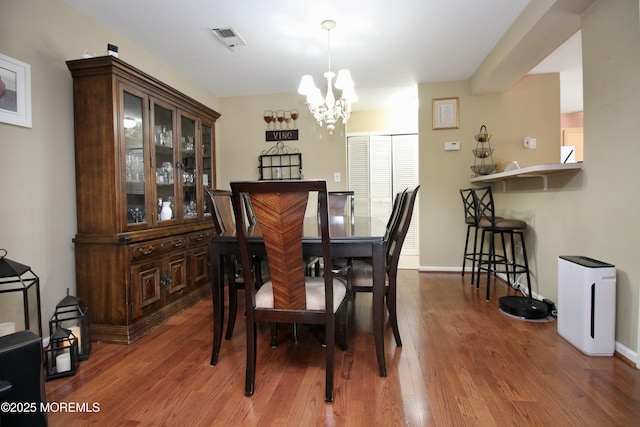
[0,53,32,128]
[432,97,459,130]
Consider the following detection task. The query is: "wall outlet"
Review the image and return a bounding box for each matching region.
[444,141,460,151]
[334,172,341,182]
[523,137,537,149]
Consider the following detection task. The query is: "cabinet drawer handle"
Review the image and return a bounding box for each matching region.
[193,234,205,242]
[171,240,185,248]
[136,246,154,256]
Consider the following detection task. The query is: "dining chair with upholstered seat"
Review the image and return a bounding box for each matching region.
[349,185,419,347]
[241,191,257,226]
[205,189,265,340]
[307,191,356,276]
[348,188,405,296]
[327,191,355,224]
[230,179,349,403]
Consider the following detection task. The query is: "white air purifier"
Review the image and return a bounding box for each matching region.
[557,256,616,356]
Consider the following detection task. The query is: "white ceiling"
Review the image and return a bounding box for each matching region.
[64,0,582,112]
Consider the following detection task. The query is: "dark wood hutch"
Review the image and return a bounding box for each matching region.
[67,56,220,344]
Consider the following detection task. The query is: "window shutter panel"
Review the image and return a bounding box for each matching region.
[347,136,370,216]
[392,134,419,255]
[369,135,393,222]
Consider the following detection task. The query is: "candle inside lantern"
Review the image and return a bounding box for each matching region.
[0,322,16,337]
[69,326,82,354]
[56,353,71,373]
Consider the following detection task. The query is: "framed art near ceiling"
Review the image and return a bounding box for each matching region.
[0,53,32,128]
[432,97,459,130]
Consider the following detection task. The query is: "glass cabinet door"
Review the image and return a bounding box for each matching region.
[123,90,147,226]
[180,114,197,220]
[201,123,213,216]
[153,101,176,223]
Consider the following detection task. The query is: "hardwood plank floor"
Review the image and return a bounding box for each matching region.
[45,271,640,426]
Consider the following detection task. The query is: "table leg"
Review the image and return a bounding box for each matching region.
[209,242,225,365]
[372,241,387,377]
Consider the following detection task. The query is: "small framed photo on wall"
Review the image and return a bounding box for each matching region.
[432,97,459,130]
[0,52,32,128]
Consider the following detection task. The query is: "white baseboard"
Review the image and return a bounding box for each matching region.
[417,266,462,272]
[615,342,638,366]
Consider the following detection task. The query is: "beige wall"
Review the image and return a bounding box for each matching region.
[348,107,419,135]
[418,0,640,357]
[218,93,348,192]
[1,0,638,359]
[418,75,560,270]
[504,0,640,358]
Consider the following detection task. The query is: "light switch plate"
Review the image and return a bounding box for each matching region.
[334,172,341,182]
[444,141,460,151]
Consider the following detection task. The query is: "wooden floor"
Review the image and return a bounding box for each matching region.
[46,271,640,426]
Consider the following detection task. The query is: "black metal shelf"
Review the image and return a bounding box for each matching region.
[258,142,302,180]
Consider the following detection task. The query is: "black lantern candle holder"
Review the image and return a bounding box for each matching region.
[49,288,90,360]
[44,327,79,381]
[0,249,43,337]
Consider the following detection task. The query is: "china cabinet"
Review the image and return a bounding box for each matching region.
[67,56,220,343]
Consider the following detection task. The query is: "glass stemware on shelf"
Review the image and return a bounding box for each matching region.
[125,149,144,182]
[291,109,299,129]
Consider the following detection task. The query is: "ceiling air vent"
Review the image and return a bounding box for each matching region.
[211,27,246,51]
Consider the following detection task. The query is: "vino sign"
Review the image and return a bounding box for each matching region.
[263,109,299,141]
[266,130,299,141]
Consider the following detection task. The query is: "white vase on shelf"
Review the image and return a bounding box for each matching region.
[160,202,172,220]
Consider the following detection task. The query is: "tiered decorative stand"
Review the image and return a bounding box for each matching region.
[471,125,496,177]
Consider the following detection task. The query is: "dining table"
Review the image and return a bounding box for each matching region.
[208,215,389,377]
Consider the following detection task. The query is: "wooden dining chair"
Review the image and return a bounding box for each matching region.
[230,179,349,403]
[205,189,264,340]
[327,191,355,223]
[349,185,419,347]
[384,189,408,241]
[307,191,356,276]
[241,191,257,226]
[348,188,405,295]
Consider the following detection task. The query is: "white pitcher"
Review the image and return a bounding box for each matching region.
[160,201,172,220]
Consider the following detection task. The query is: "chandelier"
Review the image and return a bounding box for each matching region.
[297,20,357,135]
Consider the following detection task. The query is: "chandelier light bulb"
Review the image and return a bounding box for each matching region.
[298,20,357,135]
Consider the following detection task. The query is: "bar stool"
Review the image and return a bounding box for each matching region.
[460,187,506,284]
[459,188,481,282]
[474,186,532,301]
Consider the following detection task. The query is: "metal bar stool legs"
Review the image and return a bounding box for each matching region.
[480,228,530,300]
[473,186,530,300]
[462,221,480,282]
[475,227,509,290]
[460,188,482,283]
